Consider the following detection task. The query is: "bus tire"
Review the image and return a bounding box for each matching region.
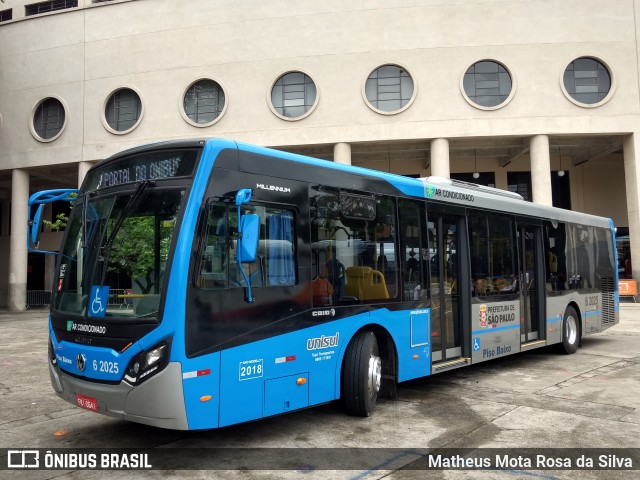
[559,306,580,354]
[342,331,381,417]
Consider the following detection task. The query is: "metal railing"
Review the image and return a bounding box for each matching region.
[26,290,51,309]
[25,289,135,309]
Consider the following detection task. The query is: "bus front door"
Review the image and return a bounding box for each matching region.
[429,213,462,363]
[518,224,546,345]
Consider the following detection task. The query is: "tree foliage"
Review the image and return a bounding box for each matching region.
[107,217,173,294]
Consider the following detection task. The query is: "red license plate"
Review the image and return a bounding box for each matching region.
[76,393,99,412]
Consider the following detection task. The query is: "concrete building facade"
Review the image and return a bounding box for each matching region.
[0,0,638,309]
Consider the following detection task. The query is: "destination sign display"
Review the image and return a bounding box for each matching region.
[84,149,199,191]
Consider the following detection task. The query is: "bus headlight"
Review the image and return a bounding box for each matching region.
[124,340,170,385]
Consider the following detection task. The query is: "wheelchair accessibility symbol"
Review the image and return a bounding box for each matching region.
[473,338,481,352]
[89,286,110,318]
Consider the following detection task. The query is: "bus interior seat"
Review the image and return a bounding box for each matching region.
[344,266,389,300]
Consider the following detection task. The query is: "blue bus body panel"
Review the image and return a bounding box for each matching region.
[162,138,238,430]
[49,322,143,382]
[181,351,221,430]
[216,308,431,428]
[217,315,364,427]
[152,139,238,355]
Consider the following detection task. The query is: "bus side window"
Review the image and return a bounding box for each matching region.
[468,211,516,295]
[197,204,230,289]
[310,186,398,305]
[229,205,296,289]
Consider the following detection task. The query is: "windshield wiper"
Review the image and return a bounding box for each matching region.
[99,181,152,284]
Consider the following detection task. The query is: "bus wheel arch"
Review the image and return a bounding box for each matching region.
[559,303,581,354]
[340,326,397,417]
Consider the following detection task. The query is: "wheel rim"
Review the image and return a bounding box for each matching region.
[368,354,382,397]
[566,315,578,345]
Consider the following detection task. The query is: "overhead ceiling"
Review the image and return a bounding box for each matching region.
[282,135,625,169]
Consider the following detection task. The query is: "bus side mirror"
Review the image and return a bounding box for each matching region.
[234,187,258,303]
[27,188,79,255]
[237,214,259,263]
[28,204,45,251]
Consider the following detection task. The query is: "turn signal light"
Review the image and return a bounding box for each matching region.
[296,377,307,386]
[200,395,212,402]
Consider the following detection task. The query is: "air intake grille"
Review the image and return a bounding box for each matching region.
[601,276,616,325]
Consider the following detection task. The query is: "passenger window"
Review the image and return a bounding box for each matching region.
[197,204,230,289]
[468,211,516,296]
[196,203,296,289]
[310,186,398,305]
[398,200,424,301]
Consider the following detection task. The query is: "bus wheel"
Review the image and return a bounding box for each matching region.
[342,331,381,417]
[559,306,580,354]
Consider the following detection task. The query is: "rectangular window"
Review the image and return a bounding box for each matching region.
[310,186,398,305]
[468,211,516,296]
[551,172,571,209]
[398,199,424,301]
[196,203,296,290]
[570,224,595,290]
[25,1,78,16]
[0,9,13,22]
[544,221,568,293]
[594,227,615,275]
[507,171,532,202]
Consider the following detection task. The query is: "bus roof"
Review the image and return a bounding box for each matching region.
[91,138,613,230]
[232,140,613,230]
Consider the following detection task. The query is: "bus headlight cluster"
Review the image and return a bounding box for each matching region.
[124,340,170,385]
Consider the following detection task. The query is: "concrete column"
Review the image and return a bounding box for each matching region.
[334,143,351,165]
[530,135,552,206]
[430,138,450,178]
[494,166,508,191]
[624,133,640,280]
[78,161,93,188]
[8,169,29,312]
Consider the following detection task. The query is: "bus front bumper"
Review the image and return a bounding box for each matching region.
[49,360,189,430]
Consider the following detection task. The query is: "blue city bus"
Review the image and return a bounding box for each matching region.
[28,138,619,430]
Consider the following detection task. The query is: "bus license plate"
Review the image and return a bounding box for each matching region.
[76,394,98,412]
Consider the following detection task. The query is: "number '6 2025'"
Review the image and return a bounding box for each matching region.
[93,360,119,374]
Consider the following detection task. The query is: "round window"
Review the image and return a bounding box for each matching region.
[364,64,415,114]
[104,88,143,133]
[33,97,66,141]
[183,79,226,126]
[270,71,318,120]
[563,57,612,106]
[462,60,513,109]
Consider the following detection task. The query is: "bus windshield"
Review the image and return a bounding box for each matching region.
[53,187,185,320]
